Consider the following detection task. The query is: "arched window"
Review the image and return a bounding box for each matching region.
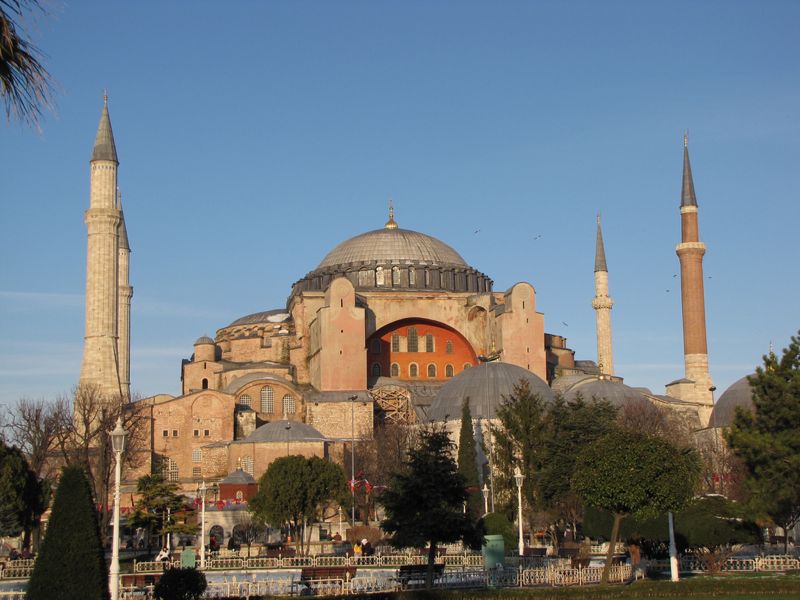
[376,267,385,286]
[407,327,418,352]
[390,363,400,377]
[445,364,454,378]
[371,339,381,354]
[391,334,400,353]
[427,363,437,378]
[425,334,434,352]
[260,386,274,413]
[192,448,202,462]
[283,394,296,415]
[463,363,472,370]
[424,269,431,287]
[239,394,251,408]
[161,457,179,482]
[409,363,418,377]
[371,363,381,377]
[201,378,208,389]
[391,266,400,286]
[445,340,454,354]
[241,455,254,475]
[409,267,416,286]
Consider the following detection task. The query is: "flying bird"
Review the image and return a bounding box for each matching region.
[473,229,481,234]
[561,321,568,327]
[533,234,542,240]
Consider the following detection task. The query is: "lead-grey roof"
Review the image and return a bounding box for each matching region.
[239,419,328,444]
[681,137,697,207]
[227,309,291,328]
[194,335,215,345]
[709,374,755,428]
[427,362,554,422]
[91,99,118,163]
[220,469,256,485]
[317,228,468,270]
[559,377,647,407]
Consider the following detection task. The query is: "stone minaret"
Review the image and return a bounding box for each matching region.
[79,94,123,399]
[668,134,714,414]
[117,191,133,399]
[592,214,614,375]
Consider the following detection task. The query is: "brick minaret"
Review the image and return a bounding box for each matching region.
[79,94,122,399]
[667,134,713,416]
[592,214,614,375]
[117,191,133,399]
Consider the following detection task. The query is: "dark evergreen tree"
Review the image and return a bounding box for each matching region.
[457,398,482,517]
[130,472,196,550]
[380,425,484,589]
[0,440,45,545]
[27,465,108,600]
[153,567,207,600]
[727,332,800,552]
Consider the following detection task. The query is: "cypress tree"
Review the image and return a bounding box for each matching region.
[27,465,108,600]
[457,397,482,517]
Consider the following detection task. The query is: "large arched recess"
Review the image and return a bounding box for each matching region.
[366,318,478,382]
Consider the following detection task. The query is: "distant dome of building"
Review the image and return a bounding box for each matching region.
[427,362,554,422]
[239,419,327,444]
[194,335,215,345]
[318,228,469,270]
[555,375,648,407]
[709,375,755,428]
[226,309,291,328]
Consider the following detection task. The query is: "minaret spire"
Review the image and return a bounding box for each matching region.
[592,213,614,375]
[117,189,133,399]
[80,96,123,400]
[385,197,398,229]
[667,134,713,422]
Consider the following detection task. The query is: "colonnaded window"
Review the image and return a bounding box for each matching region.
[192,467,201,479]
[445,364,454,378]
[241,455,254,475]
[425,333,434,352]
[371,363,381,377]
[427,363,437,378]
[409,267,416,286]
[409,363,418,377]
[376,267,385,286]
[161,457,179,482]
[391,363,400,377]
[260,386,274,413]
[283,394,296,415]
[192,448,202,462]
[239,394,251,408]
[391,334,400,352]
[407,327,418,352]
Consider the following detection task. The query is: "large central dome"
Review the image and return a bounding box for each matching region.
[317,227,468,270]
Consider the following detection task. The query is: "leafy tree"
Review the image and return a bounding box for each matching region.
[130,472,196,550]
[572,428,700,583]
[153,567,207,600]
[27,466,107,600]
[482,512,515,550]
[250,455,346,554]
[0,439,46,550]
[457,398,482,517]
[380,426,484,589]
[727,332,800,552]
[0,0,55,126]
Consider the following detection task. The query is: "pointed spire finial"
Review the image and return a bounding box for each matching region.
[91,93,118,163]
[385,197,398,229]
[103,89,108,106]
[684,130,688,148]
[594,212,608,272]
[681,132,697,207]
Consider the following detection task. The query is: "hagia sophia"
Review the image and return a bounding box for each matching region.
[79,98,753,496]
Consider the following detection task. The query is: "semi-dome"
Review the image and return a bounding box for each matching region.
[557,375,648,408]
[318,228,468,270]
[427,362,554,422]
[239,419,328,444]
[709,374,755,428]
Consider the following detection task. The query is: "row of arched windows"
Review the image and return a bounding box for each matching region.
[237,386,296,415]
[375,330,455,354]
[373,362,471,378]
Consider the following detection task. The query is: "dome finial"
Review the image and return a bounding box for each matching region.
[684,130,688,148]
[385,197,398,229]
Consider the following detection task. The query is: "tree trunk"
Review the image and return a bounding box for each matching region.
[602,513,623,584]
[426,541,437,590]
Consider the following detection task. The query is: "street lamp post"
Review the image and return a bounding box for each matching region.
[284,423,291,457]
[477,352,500,512]
[109,416,127,600]
[199,480,207,569]
[482,483,489,515]
[348,395,358,528]
[514,465,525,557]
[338,506,343,538]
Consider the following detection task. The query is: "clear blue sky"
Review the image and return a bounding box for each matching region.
[1,1,798,408]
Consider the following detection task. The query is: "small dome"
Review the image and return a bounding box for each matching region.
[241,420,327,444]
[194,335,215,345]
[318,228,468,270]
[427,362,554,422]
[559,376,648,407]
[227,309,291,328]
[709,375,755,428]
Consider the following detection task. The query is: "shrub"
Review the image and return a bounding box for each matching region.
[26,465,108,600]
[481,512,515,551]
[153,567,208,600]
